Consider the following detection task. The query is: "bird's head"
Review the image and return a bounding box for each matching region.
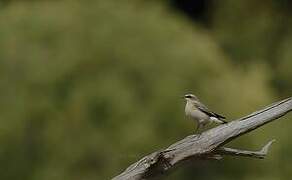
[184,94,199,102]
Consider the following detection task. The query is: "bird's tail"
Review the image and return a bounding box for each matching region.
[210,117,227,124]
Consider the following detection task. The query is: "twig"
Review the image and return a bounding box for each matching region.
[113,97,292,180]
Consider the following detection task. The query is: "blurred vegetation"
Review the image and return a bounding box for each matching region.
[0,0,291,180]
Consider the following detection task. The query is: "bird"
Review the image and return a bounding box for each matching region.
[183,93,227,133]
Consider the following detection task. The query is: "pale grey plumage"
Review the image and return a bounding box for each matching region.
[184,94,226,133]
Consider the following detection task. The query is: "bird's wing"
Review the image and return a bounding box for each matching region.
[194,101,226,119]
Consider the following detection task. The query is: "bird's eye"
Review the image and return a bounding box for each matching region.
[185,95,192,98]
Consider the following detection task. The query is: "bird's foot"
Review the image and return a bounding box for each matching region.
[196,132,202,138]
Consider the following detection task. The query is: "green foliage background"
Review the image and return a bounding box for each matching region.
[0,0,291,179]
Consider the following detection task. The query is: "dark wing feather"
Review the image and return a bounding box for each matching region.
[213,112,226,119]
[194,101,226,119]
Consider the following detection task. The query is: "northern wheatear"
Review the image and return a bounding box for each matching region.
[184,94,227,133]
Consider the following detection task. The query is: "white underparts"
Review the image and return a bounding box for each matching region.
[210,117,224,124]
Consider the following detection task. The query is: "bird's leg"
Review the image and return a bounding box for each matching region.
[195,123,199,133]
[195,123,203,135]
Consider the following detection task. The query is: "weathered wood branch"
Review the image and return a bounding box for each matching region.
[215,139,275,159]
[113,97,292,180]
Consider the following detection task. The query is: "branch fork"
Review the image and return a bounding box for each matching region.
[113,97,292,180]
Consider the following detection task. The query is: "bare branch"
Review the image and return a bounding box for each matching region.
[216,139,276,159]
[112,97,292,180]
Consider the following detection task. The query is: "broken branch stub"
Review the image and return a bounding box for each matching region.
[113,97,292,180]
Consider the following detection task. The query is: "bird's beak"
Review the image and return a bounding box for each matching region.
[181,96,185,99]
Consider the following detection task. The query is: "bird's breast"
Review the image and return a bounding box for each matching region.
[185,102,193,116]
[185,102,209,122]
